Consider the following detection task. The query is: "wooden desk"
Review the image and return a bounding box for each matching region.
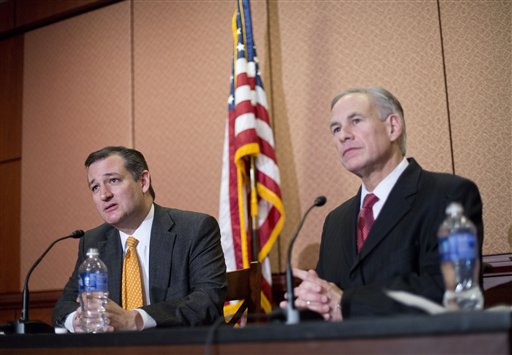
[1,311,511,354]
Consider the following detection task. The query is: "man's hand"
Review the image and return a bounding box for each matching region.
[72,306,83,333]
[105,299,144,331]
[280,268,343,321]
[72,305,114,333]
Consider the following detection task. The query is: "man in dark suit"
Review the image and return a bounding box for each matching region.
[286,87,483,320]
[53,146,226,331]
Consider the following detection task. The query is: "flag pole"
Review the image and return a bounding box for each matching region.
[249,155,259,261]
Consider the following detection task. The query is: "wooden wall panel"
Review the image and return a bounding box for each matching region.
[0,161,21,293]
[133,1,259,217]
[0,310,16,325]
[0,0,15,33]
[15,0,104,27]
[440,0,511,254]
[21,1,131,290]
[0,37,22,161]
[0,35,23,293]
[0,290,60,325]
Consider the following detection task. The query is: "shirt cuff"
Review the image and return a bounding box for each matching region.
[135,308,156,330]
[64,311,77,333]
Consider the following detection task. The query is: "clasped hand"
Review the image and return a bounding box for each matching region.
[72,298,143,332]
[280,268,343,321]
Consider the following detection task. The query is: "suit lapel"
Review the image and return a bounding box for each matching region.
[344,192,361,262]
[352,159,421,268]
[148,205,177,302]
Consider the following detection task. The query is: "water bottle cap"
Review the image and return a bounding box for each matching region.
[445,202,463,216]
[86,248,99,257]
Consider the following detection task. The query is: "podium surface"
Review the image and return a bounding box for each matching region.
[1,311,511,354]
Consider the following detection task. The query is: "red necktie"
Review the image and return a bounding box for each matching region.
[357,193,379,253]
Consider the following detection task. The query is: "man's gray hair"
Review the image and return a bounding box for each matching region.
[331,87,407,155]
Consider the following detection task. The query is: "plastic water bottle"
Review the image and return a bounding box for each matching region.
[438,202,483,310]
[78,248,109,333]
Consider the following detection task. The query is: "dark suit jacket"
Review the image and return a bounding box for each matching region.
[53,204,226,328]
[316,158,483,318]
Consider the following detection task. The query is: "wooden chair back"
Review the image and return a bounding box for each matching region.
[225,261,262,325]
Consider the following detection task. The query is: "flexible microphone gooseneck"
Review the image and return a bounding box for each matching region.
[285,196,327,325]
[15,230,85,334]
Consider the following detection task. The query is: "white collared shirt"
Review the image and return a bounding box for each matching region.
[360,158,409,219]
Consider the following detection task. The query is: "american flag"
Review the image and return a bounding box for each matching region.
[219,0,285,314]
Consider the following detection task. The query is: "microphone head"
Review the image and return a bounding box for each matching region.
[71,230,85,239]
[314,196,327,207]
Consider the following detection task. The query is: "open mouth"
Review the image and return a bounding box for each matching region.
[104,203,117,213]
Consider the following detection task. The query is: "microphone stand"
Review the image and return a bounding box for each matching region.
[12,230,84,334]
[286,196,326,324]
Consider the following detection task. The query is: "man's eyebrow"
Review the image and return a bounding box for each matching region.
[329,112,363,128]
[329,121,339,129]
[88,173,118,187]
[347,112,362,120]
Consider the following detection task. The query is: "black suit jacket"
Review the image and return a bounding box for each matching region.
[53,204,226,328]
[316,158,483,318]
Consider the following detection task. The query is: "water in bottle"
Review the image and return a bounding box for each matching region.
[78,248,109,333]
[438,202,483,310]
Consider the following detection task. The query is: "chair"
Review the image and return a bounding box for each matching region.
[225,261,262,325]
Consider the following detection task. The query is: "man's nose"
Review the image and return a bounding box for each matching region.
[100,186,113,200]
[339,126,353,142]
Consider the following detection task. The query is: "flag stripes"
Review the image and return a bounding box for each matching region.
[220,0,285,315]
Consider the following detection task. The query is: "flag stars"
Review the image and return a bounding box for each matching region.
[228,95,234,105]
[237,42,245,52]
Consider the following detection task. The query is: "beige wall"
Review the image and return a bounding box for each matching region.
[20,0,511,290]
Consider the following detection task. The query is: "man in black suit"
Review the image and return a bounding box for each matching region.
[53,146,226,331]
[287,87,483,320]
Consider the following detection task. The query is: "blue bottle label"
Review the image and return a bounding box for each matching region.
[439,232,477,262]
[79,272,108,292]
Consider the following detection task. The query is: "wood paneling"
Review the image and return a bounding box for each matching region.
[15,0,107,28]
[0,290,60,325]
[0,36,23,161]
[0,160,21,293]
[21,1,131,291]
[0,310,16,325]
[0,0,15,33]
[0,25,23,295]
[439,0,512,254]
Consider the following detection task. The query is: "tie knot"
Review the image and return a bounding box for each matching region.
[126,236,139,248]
[362,193,379,209]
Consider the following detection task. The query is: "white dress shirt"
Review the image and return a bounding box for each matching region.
[360,158,409,219]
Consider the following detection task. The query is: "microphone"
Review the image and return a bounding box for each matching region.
[285,196,327,324]
[13,230,85,334]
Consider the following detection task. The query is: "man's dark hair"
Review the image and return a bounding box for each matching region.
[84,146,156,200]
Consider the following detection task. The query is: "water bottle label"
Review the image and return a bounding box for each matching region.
[439,232,477,261]
[79,272,108,292]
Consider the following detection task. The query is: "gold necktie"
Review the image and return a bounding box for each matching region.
[122,236,144,310]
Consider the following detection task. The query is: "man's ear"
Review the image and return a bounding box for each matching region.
[387,114,403,142]
[140,170,151,193]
